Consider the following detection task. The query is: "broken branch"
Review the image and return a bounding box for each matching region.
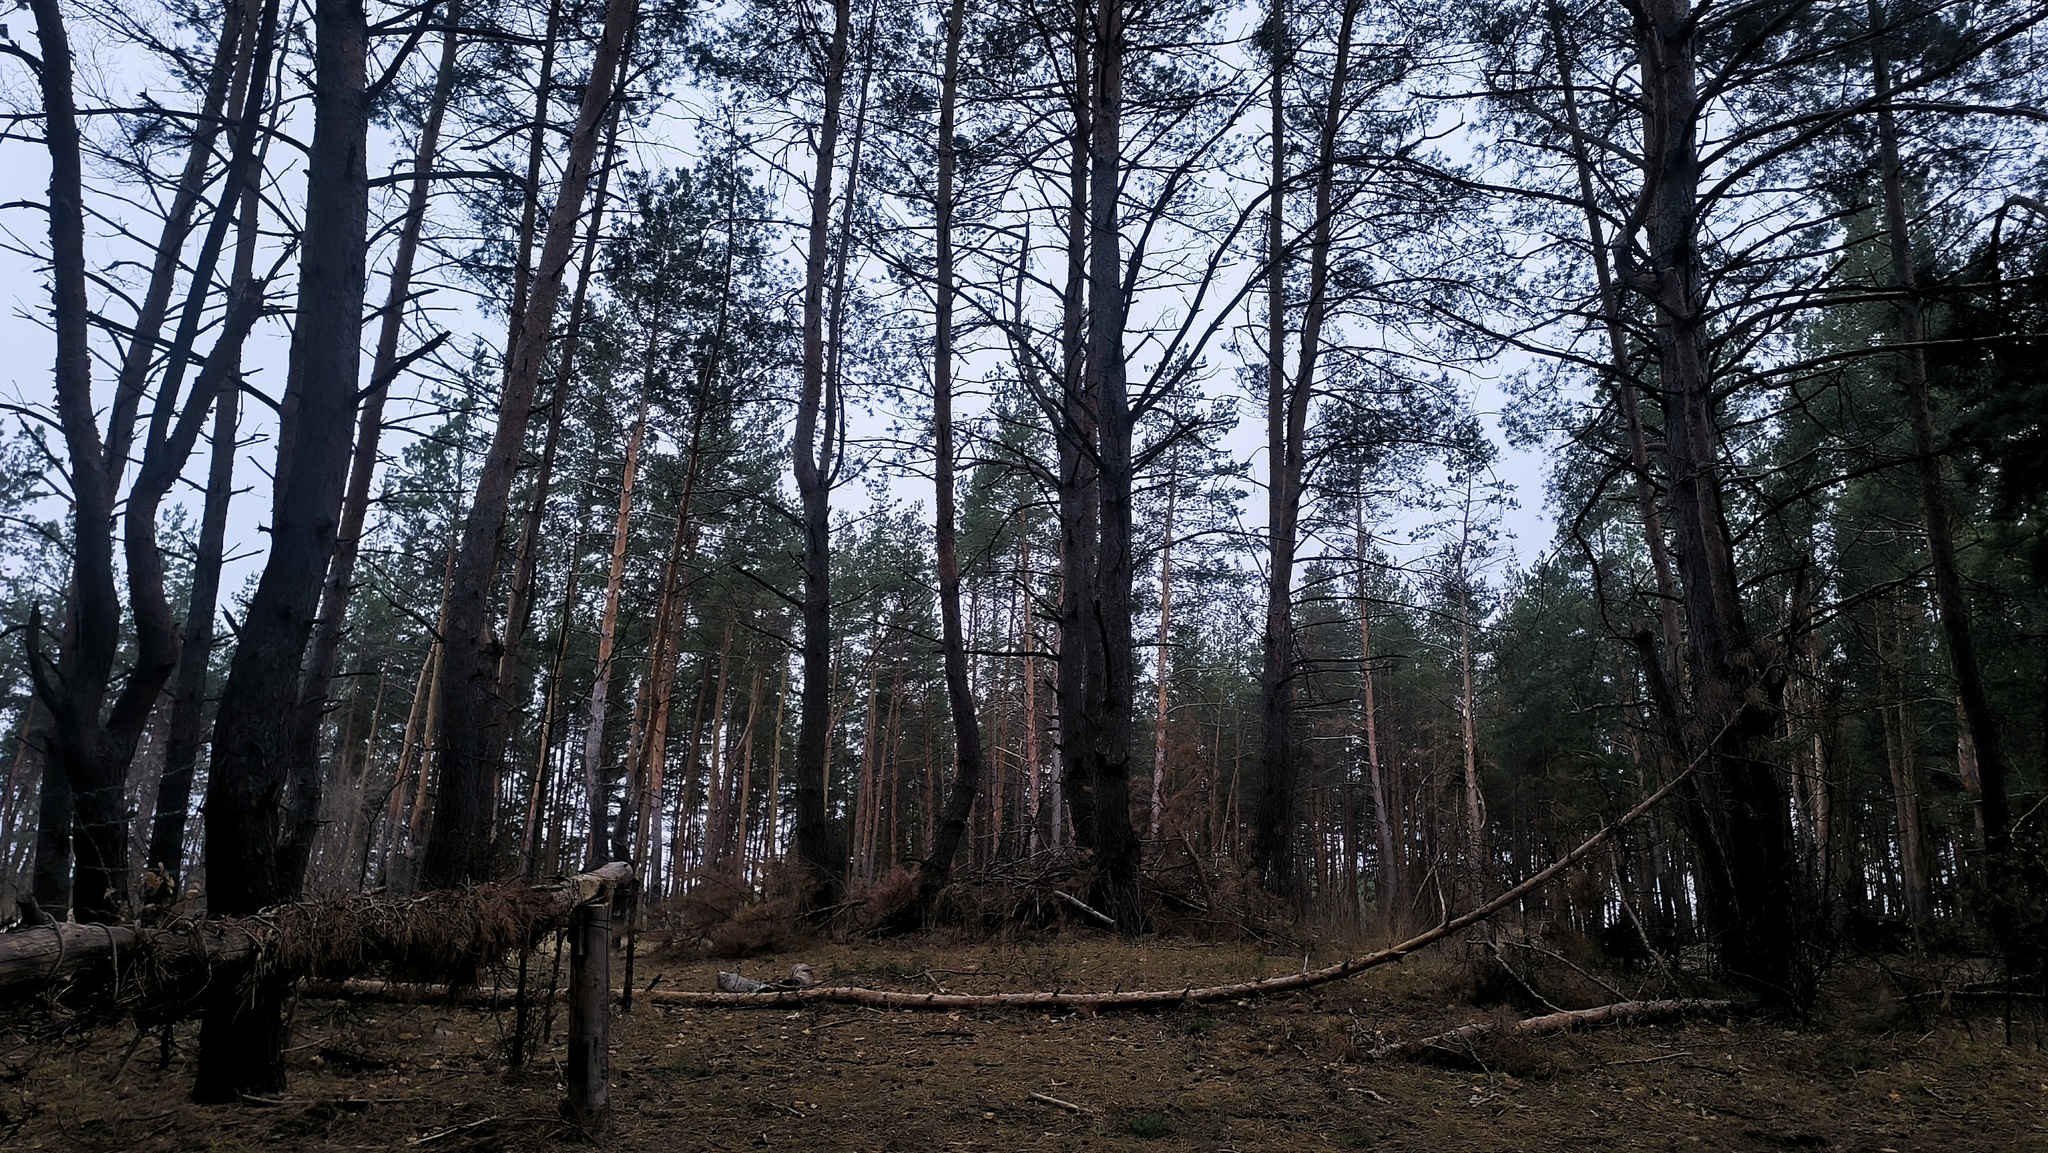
[1367,999,1732,1060]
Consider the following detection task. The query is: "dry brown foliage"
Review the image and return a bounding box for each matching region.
[262,883,561,989]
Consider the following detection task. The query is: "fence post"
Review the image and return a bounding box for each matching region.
[562,880,613,1134]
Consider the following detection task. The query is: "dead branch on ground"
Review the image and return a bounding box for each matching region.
[1365,998,1732,1060]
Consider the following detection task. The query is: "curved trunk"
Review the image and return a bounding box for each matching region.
[922,0,986,896]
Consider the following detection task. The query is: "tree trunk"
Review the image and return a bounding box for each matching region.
[1356,508,1397,918]
[1150,479,1176,841]
[490,93,630,824]
[196,0,371,1101]
[523,518,586,880]
[111,0,282,913]
[1867,0,2014,944]
[134,0,273,890]
[563,892,613,1134]
[1252,0,1295,894]
[1020,523,1043,853]
[1550,8,1684,689]
[579,381,655,866]
[1054,0,1096,860]
[1876,606,1932,934]
[627,258,728,884]
[1252,0,1358,896]
[764,658,789,864]
[422,0,641,889]
[1454,481,1487,894]
[790,0,856,894]
[1624,0,1799,1001]
[1079,0,1143,933]
[147,317,242,886]
[299,1,461,761]
[921,0,986,897]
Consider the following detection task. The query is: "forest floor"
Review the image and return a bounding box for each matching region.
[4,933,2045,1152]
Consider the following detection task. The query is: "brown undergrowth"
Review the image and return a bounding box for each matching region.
[650,849,1300,963]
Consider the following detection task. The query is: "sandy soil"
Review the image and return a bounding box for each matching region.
[4,937,2045,1152]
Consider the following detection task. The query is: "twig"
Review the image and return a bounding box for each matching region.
[1029,1091,1084,1113]
[1052,890,1116,930]
[1600,1050,1693,1067]
[409,1116,504,1145]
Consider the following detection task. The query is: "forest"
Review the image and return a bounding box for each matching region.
[0,0,2046,1143]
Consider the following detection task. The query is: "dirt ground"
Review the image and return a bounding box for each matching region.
[4,935,2045,1152]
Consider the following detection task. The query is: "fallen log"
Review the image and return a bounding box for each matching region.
[0,863,634,1014]
[640,764,1698,1011]
[1365,998,1733,1060]
[11,763,1690,1021]
[305,769,1699,1015]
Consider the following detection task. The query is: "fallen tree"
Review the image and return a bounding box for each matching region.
[0,863,633,1016]
[638,761,1701,1011]
[301,766,1704,1014]
[1365,998,1733,1060]
[5,765,1694,1021]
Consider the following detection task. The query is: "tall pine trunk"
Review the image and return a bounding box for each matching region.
[1625,0,1799,1001]
[791,0,855,893]
[1867,0,2014,946]
[196,0,371,1100]
[922,0,987,897]
[298,0,463,750]
[422,0,641,887]
[1251,0,1356,896]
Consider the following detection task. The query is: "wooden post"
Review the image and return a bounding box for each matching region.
[563,881,615,1134]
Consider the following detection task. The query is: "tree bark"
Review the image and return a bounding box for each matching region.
[579,380,655,866]
[422,0,641,889]
[563,891,613,1134]
[1453,480,1487,892]
[1356,508,1398,918]
[1054,0,1096,860]
[921,0,987,898]
[1367,999,1732,1061]
[113,0,283,909]
[1252,0,1294,893]
[1149,478,1176,841]
[298,0,463,749]
[195,0,371,1102]
[2,864,633,1009]
[1078,0,1143,933]
[791,0,855,893]
[1550,8,1684,689]
[1867,0,2014,944]
[1252,0,1357,896]
[1622,0,1799,1001]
